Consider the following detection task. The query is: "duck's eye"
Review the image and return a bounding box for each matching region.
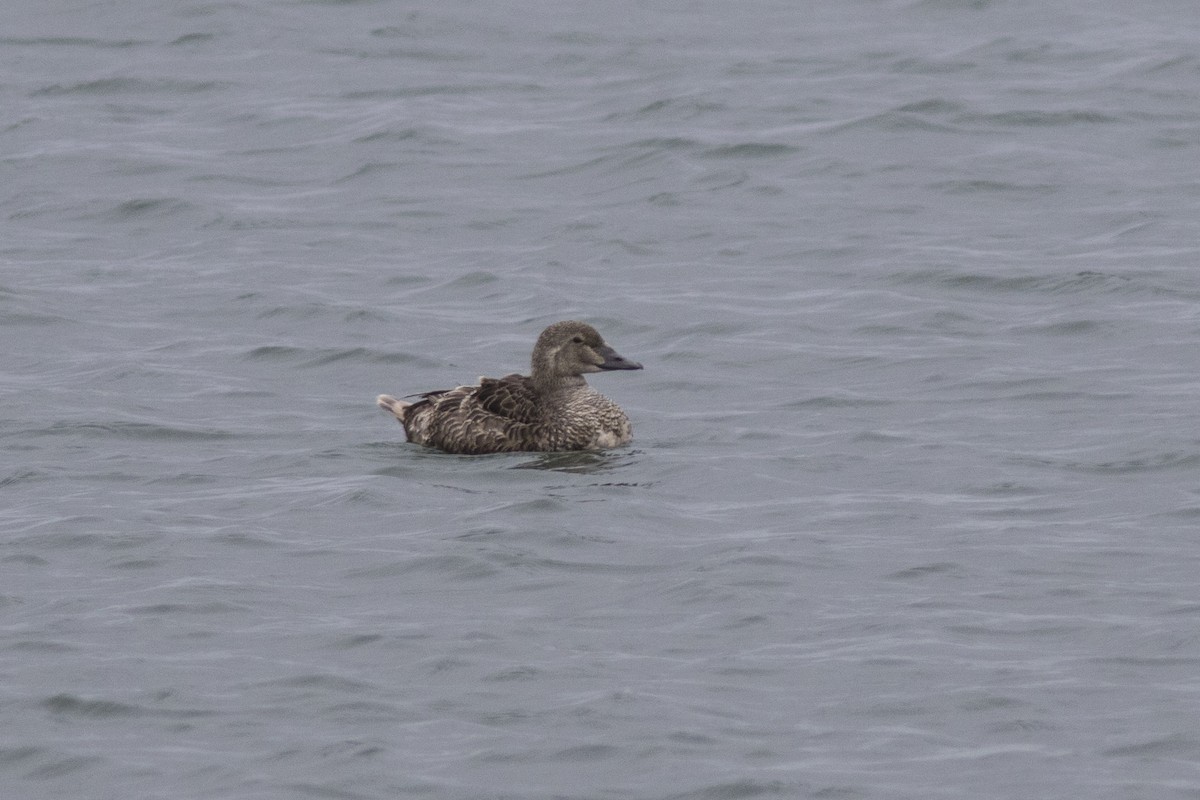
[571,336,584,344]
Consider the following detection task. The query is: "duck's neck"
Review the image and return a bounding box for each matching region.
[531,371,587,395]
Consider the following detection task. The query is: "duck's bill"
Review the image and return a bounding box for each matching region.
[598,346,643,370]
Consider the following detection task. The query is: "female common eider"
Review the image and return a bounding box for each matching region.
[377,321,642,455]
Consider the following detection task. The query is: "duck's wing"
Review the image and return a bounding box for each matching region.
[388,374,543,454]
[403,388,453,403]
[472,373,542,424]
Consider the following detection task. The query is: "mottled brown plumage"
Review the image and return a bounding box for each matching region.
[377,321,642,454]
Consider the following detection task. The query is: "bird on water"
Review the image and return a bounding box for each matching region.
[377,321,642,455]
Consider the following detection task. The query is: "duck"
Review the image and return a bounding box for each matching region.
[377,321,642,455]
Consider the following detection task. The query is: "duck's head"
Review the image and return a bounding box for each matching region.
[531,321,642,385]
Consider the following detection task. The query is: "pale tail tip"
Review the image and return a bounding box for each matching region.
[377,394,410,419]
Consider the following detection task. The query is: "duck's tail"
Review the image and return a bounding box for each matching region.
[376,394,412,424]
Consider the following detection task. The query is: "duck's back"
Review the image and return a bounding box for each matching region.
[400,374,631,454]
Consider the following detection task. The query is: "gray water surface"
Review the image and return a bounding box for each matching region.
[4,1,1200,798]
